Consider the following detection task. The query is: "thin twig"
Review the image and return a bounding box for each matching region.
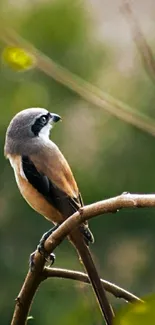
[11,193,155,325]
[121,0,155,83]
[43,267,143,304]
[1,28,155,136]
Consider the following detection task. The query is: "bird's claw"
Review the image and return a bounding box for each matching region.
[29,225,58,271]
[29,249,55,272]
[37,242,56,264]
[49,253,56,266]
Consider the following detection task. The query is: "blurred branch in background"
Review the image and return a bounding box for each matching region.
[121,0,155,84]
[1,27,155,137]
[11,193,155,325]
[43,267,143,304]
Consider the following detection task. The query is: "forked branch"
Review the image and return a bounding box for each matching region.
[11,193,155,325]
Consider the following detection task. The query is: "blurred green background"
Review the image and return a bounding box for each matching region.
[1,0,155,324]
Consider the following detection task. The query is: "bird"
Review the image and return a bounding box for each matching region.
[4,107,113,323]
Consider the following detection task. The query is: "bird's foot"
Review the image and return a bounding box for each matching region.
[80,225,94,246]
[29,225,59,271]
[29,251,55,271]
[38,225,59,263]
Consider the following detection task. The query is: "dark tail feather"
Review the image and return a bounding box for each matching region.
[69,229,114,325]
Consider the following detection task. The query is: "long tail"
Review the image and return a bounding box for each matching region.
[69,229,114,325]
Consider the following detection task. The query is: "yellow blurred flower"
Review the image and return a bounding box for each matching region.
[2,47,36,71]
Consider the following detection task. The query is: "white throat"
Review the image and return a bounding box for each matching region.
[39,123,52,140]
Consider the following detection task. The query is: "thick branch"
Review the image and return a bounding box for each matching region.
[43,267,143,304]
[11,193,155,325]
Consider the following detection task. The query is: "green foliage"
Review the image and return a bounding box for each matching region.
[114,295,155,325]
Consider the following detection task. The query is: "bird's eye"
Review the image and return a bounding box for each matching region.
[40,115,47,124]
[32,114,49,136]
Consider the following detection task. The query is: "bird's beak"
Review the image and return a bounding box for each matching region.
[50,113,61,123]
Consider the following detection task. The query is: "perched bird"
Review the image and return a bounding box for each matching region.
[4,107,112,323]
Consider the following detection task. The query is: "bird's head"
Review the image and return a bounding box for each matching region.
[4,107,61,156]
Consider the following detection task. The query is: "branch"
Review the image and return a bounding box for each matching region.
[121,0,155,83]
[43,267,143,304]
[11,193,155,325]
[1,28,155,137]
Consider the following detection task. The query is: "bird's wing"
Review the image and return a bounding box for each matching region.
[22,145,93,244]
[22,147,82,218]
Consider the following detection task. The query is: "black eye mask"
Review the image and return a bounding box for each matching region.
[31,113,50,136]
